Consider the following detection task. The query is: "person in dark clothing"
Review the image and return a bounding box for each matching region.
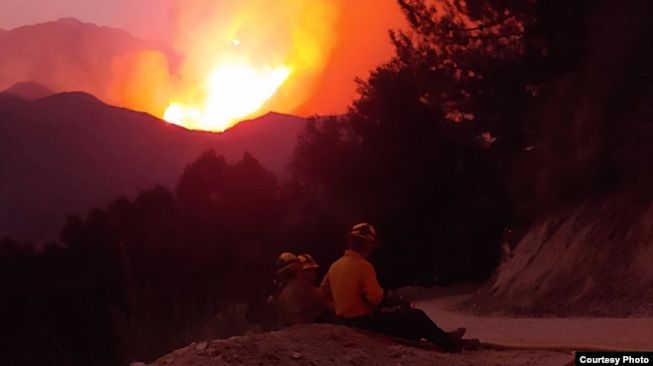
[344,305,465,349]
[248,252,327,329]
[276,253,328,325]
[321,223,472,352]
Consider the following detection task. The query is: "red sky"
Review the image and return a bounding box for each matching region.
[0,0,175,41]
[295,1,407,114]
[0,0,405,118]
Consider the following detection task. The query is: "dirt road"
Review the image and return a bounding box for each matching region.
[145,285,653,366]
[406,285,653,351]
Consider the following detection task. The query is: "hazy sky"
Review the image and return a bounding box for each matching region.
[0,0,174,40]
[0,0,405,117]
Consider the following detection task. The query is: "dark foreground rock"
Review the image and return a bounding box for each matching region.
[143,324,569,366]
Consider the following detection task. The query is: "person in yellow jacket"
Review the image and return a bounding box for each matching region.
[320,223,469,352]
[319,229,384,318]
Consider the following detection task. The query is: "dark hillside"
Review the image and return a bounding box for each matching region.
[0,92,305,241]
[466,0,653,316]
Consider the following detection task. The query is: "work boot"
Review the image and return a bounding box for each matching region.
[461,338,481,351]
[437,336,467,353]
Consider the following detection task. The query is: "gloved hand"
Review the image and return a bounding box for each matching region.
[382,289,411,309]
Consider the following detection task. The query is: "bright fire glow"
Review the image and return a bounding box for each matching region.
[151,0,340,132]
[20,1,405,131]
[107,1,403,132]
[164,63,290,131]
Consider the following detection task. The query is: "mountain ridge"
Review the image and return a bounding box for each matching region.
[3,81,55,99]
[0,17,178,103]
[0,90,307,242]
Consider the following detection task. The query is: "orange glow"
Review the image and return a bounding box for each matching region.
[164,63,290,131]
[152,0,339,131]
[107,0,403,131]
[295,1,406,115]
[111,50,174,117]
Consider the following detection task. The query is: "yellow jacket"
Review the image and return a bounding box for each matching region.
[320,250,384,319]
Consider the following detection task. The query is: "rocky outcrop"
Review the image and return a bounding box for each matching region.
[468,194,653,316]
